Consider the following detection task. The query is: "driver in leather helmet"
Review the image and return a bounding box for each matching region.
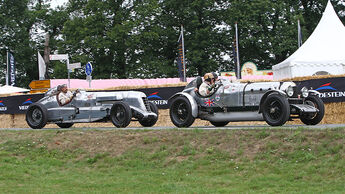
[199,73,216,96]
[57,84,79,106]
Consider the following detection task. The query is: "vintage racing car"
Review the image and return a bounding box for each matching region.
[26,87,158,129]
[169,77,324,127]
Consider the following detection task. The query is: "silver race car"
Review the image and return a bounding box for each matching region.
[169,77,324,127]
[26,87,158,129]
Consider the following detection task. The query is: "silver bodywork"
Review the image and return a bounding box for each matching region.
[38,88,156,124]
[170,78,319,123]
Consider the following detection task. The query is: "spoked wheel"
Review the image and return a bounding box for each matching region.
[110,101,132,128]
[210,121,229,127]
[26,103,48,129]
[56,123,74,128]
[262,94,290,126]
[139,102,159,127]
[169,96,195,127]
[300,95,325,125]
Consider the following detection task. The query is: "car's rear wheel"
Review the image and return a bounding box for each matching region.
[110,101,132,128]
[169,96,195,127]
[300,95,324,125]
[139,102,159,127]
[56,123,74,128]
[26,103,48,129]
[210,121,229,127]
[262,94,290,126]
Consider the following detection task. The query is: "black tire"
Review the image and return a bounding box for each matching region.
[169,96,195,127]
[262,94,290,126]
[26,103,48,129]
[139,102,159,127]
[210,121,229,127]
[300,95,325,125]
[56,123,74,128]
[110,101,132,128]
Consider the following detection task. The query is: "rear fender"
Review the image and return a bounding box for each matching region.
[169,92,198,117]
[258,90,287,113]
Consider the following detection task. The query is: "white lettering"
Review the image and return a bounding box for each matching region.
[0,107,7,111]
[150,100,168,105]
[18,105,29,110]
[319,91,345,99]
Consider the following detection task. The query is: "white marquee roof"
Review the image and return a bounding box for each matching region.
[274,0,345,68]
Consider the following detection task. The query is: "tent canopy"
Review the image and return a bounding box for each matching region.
[273,1,345,80]
[0,85,30,95]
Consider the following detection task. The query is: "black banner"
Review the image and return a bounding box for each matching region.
[135,86,185,109]
[0,94,44,114]
[295,77,345,103]
[1,76,344,114]
[0,87,185,114]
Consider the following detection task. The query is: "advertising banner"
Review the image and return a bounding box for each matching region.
[1,76,344,114]
[0,94,44,114]
[135,86,185,109]
[295,77,345,103]
[0,86,185,114]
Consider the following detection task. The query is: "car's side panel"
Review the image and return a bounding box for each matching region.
[244,82,281,107]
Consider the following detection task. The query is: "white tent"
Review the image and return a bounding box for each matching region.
[0,85,30,95]
[273,1,345,80]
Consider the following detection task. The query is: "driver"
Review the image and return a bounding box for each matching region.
[199,73,216,96]
[57,84,79,106]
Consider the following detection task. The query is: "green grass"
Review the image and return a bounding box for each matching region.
[0,128,344,193]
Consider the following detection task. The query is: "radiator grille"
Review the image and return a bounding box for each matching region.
[142,97,151,111]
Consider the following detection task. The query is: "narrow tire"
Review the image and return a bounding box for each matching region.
[26,103,48,129]
[300,95,325,125]
[56,123,74,128]
[110,101,132,128]
[139,102,159,127]
[210,121,229,127]
[169,96,195,127]
[262,94,290,126]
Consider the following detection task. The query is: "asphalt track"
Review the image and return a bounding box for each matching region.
[1,124,345,131]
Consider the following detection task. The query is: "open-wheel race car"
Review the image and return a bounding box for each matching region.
[26,87,158,129]
[169,77,324,127]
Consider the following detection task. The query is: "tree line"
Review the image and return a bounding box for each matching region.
[1,0,344,87]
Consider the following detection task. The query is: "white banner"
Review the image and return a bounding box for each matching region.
[38,51,46,80]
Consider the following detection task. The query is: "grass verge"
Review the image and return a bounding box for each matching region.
[0,128,344,193]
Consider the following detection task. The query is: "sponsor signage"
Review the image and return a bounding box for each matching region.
[136,87,184,109]
[0,94,44,114]
[295,77,345,103]
[1,77,344,115]
[0,100,7,112]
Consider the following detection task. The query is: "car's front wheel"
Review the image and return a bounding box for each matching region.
[56,123,74,128]
[262,94,290,126]
[26,103,48,129]
[300,95,324,125]
[110,101,132,128]
[169,96,195,127]
[139,102,159,127]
